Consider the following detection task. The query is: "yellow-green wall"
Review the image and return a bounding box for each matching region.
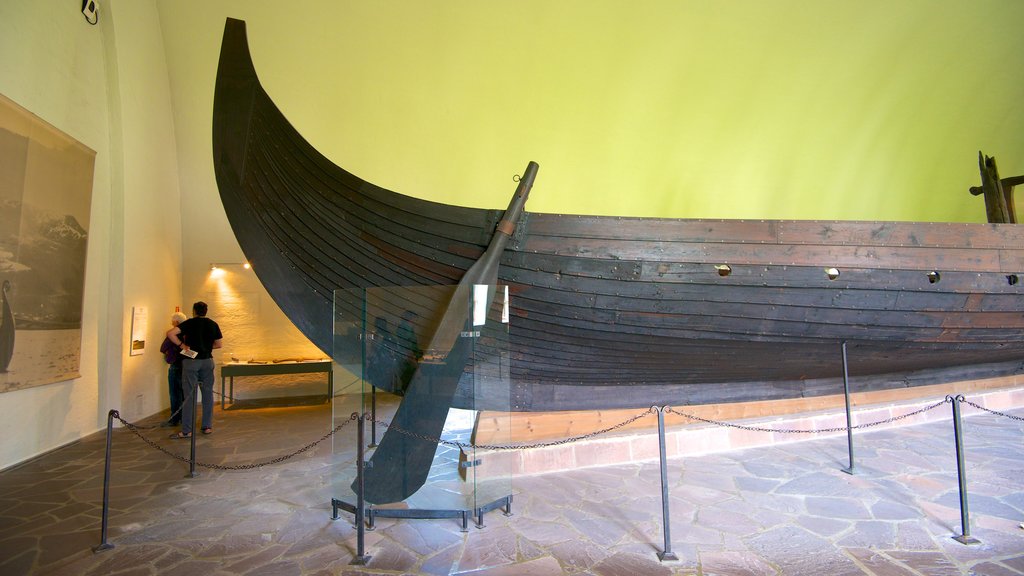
[159,0,1023,222]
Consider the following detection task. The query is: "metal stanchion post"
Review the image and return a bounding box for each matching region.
[351,412,371,565]
[840,341,856,475]
[92,409,117,553]
[655,406,678,562]
[370,386,377,448]
[950,395,980,545]
[187,379,199,478]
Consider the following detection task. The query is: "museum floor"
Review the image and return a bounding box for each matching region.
[1,393,1023,576]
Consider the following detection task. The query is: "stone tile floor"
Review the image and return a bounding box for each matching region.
[0,395,1023,575]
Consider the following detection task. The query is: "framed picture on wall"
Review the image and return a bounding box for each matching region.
[130,306,147,356]
[0,92,95,391]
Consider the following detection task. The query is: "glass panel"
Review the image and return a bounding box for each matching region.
[468,284,513,512]
[331,284,512,515]
[330,288,367,505]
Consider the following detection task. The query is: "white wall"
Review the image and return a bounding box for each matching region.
[108,0,184,420]
[0,0,183,469]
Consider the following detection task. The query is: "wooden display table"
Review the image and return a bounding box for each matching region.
[220,360,333,408]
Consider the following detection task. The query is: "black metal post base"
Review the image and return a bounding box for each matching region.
[658,551,680,562]
[331,494,512,533]
[953,534,981,545]
[92,542,115,553]
[350,553,372,565]
[841,466,856,476]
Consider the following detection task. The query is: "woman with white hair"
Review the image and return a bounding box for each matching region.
[159,311,189,427]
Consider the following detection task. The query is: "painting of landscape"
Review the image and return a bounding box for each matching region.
[0,93,95,392]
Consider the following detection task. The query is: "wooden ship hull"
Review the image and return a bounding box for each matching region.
[214,18,1024,416]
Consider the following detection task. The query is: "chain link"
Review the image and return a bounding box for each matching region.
[665,399,949,434]
[111,392,1010,468]
[366,399,954,451]
[960,399,1024,423]
[367,407,657,451]
[113,382,199,430]
[113,412,357,471]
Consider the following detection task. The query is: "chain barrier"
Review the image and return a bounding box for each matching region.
[211,386,234,403]
[960,399,1024,423]
[115,383,197,430]
[111,374,364,469]
[110,391,1014,470]
[367,407,658,451]
[665,399,950,435]
[113,412,357,471]
[365,398,955,451]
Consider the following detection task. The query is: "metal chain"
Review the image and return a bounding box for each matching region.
[665,399,949,434]
[109,391,1009,468]
[960,399,1024,423]
[211,387,237,404]
[367,399,953,450]
[113,412,357,471]
[115,382,197,430]
[367,407,657,451]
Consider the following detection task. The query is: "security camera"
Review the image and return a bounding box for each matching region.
[82,0,98,25]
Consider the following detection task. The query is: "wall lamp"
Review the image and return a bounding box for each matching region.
[209,262,251,272]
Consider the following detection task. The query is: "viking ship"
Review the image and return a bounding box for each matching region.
[213,18,1024,502]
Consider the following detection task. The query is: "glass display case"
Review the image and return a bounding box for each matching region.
[331,284,513,531]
